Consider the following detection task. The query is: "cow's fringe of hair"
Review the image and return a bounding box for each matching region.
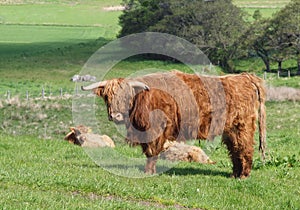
[101,78,124,98]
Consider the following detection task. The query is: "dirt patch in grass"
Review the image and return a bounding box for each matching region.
[72,191,203,210]
[266,86,300,101]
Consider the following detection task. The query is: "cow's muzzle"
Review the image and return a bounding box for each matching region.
[109,113,124,123]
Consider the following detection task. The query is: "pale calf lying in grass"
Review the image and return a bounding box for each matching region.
[64,125,115,148]
[161,140,215,164]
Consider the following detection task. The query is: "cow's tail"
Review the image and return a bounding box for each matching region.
[245,73,267,160]
[258,85,267,161]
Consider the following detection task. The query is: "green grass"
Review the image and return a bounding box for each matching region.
[266,74,300,88]
[0,101,299,209]
[0,2,122,57]
[0,24,113,56]
[233,57,300,88]
[242,8,281,20]
[0,0,121,5]
[0,4,122,26]
[233,0,291,8]
[234,0,291,21]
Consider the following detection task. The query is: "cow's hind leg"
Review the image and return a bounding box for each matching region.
[141,143,159,174]
[145,156,158,174]
[141,135,166,175]
[222,126,255,178]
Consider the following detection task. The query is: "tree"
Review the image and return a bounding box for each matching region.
[241,0,300,74]
[252,9,262,21]
[266,0,300,74]
[118,0,247,72]
[271,0,300,75]
[240,18,272,72]
[118,0,171,37]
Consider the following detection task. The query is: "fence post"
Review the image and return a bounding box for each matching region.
[7,90,10,100]
[263,71,267,80]
[288,70,290,78]
[26,90,29,101]
[75,84,78,95]
[60,88,63,97]
[42,87,45,99]
[277,70,280,78]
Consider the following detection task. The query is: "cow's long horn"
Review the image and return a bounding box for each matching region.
[81,81,107,91]
[128,81,150,91]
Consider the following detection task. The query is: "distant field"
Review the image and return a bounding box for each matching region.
[233,0,291,8]
[0,0,122,5]
[0,4,121,26]
[242,8,281,20]
[234,0,291,19]
[0,2,122,57]
[0,24,113,56]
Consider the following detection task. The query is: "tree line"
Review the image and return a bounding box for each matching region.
[118,0,300,74]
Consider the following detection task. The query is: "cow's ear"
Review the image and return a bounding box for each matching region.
[93,87,104,97]
[128,81,150,91]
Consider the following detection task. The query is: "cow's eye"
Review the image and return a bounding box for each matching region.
[104,96,109,103]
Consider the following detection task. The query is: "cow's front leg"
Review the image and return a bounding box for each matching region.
[145,156,158,174]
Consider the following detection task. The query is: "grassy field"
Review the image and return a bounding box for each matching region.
[0,0,299,209]
[0,101,299,209]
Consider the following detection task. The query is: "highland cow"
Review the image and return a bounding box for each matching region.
[81,70,266,178]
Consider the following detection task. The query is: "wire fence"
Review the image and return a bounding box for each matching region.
[0,72,299,101]
[0,85,80,101]
[263,70,294,80]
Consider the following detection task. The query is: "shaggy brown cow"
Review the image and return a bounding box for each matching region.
[82,70,266,178]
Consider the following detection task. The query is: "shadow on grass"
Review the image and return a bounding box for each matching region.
[164,167,231,178]
[0,37,111,58]
[88,161,231,178]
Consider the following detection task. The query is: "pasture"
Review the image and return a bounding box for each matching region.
[0,0,299,209]
[0,100,299,209]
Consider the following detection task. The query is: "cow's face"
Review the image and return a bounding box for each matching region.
[101,80,132,123]
[88,79,149,124]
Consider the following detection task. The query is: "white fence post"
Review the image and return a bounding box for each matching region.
[263,71,267,80]
[42,87,45,99]
[2,88,73,101]
[7,90,10,100]
[75,84,78,95]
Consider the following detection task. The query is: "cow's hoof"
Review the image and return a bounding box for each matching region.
[231,173,250,179]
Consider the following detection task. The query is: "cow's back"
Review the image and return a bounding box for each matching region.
[173,71,262,139]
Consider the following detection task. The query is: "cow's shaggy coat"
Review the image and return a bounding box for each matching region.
[84,70,266,178]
